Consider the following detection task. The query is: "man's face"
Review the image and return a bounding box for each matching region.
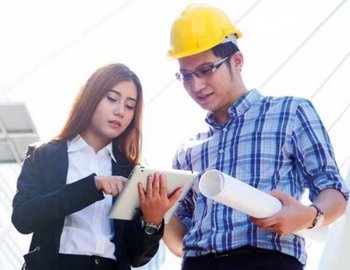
[177,50,243,123]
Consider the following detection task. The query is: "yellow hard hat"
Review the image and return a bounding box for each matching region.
[168,4,243,59]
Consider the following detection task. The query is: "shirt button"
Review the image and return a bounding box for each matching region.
[95,258,100,265]
[212,227,216,232]
[223,128,227,132]
[219,149,224,154]
[211,249,216,254]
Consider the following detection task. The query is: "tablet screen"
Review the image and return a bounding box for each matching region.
[109,165,199,223]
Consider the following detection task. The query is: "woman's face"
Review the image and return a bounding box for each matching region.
[87,80,138,145]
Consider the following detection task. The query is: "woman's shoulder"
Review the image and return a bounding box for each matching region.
[28,139,65,150]
[25,139,67,160]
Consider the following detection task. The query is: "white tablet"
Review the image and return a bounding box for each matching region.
[109,165,199,223]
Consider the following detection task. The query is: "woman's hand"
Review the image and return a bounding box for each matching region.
[95,176,127,196]
[137,173,183,225]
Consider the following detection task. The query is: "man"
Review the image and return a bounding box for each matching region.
[163,4,349,270]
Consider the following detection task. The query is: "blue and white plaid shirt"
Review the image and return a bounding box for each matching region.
[173,89,349,265]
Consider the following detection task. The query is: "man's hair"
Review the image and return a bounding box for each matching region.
[212,42,240,75]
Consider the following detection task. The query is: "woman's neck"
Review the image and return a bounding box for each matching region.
[80,131,110,153]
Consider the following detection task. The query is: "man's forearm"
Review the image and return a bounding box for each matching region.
[313,188,347,226]
[163,215,186,257]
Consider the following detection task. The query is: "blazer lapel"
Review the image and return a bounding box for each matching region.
[44,141,69,192]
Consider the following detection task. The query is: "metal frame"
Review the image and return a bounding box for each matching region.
[0,102,40,164]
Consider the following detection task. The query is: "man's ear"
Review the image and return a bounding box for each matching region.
[231,51,244,70]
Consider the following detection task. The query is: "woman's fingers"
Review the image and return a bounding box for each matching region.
[95,176,127,196]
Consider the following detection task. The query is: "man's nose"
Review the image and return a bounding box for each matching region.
[189,75,206,92]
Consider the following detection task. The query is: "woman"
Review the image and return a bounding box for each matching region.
[12,63,181,270]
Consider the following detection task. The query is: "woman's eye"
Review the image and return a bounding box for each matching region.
[126,104,135,110]
[107,96,117,102]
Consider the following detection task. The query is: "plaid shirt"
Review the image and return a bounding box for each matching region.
[173,89,349,265]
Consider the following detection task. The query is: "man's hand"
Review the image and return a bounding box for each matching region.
[250,189,316,235]
[137,173,183,225]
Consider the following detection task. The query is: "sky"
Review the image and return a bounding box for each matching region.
[1,0,350,269]
[1,0,349,175]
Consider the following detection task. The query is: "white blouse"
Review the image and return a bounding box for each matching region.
[59,136,117,260]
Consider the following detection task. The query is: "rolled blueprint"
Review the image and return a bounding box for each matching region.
[199,169,282,218]
[199,169,329,242]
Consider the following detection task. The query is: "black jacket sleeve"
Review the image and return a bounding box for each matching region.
[12,144,105,234]
[116,219,164,268]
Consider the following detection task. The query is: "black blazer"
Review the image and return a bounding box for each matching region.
[12,140,163,270]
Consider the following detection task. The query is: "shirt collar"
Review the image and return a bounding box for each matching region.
[67,135,88,152]
[68,135,117,162]
[105,142,117,163]
[205,89,263,126]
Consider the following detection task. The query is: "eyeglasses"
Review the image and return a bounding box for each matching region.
[175,56,229,82]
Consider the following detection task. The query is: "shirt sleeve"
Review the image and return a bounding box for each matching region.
[291,99,349,201]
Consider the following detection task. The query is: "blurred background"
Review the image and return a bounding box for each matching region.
[1,0,349,269]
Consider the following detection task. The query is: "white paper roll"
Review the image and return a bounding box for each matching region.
[199,169,329,242]
[199,169,282,218]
